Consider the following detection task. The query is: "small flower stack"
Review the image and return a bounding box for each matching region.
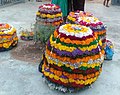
[20,31,34,41]
[0,23,18,52]
[36,4,63,26]
[40,24,105,92]
[67,11,106,49]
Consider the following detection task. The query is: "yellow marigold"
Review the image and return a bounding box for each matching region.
[3,43,9,48]
[54,75,59,80]
[46,14,51,18]
[36,12,40,16]
[44,71,50,76]
[69,78,74,83]
[0,32,4,35]
[49,74,54,78]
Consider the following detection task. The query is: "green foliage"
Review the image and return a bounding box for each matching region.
[34,23,56,44]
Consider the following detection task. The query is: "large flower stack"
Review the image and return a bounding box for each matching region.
[40,24,104,92]
[0,23,18,52]
[36,4,63,26]
[67,11,106,49]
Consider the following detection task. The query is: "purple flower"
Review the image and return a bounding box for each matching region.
[60,75,68,79]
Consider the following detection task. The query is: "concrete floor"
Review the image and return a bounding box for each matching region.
[0,1,120,95]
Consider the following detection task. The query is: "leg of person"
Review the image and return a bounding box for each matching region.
[73,0,85,11]
[68,0,72,15]
[73,0,79,11]
[81,0,85,11]
[103,0,106,5]
[106,0,110,7]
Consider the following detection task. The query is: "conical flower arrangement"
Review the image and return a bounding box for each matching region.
[67,11,106,49]
[0,23,18,52]
[36,4,63,26]
[35,4,63,43]
[40,24,104,92]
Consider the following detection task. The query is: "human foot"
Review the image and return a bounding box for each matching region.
[103,1,105,5]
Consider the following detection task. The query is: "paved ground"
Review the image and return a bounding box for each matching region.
[0,1,120,95]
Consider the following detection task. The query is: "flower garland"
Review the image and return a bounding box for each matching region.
[0,23,18,51]
[45,49,104,64]
[45,55,103,71]
[42,63,102,87]
[36,12,62,18]
[53,29,97,45]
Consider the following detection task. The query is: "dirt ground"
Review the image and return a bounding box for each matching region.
[11,41,45,63]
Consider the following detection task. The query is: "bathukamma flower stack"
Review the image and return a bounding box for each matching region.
[67,11,106,49]
[40,24,104,92]
[0,23,18,52]
[36,4,63,26]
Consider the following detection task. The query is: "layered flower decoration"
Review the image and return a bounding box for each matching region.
[20,31,34,41]
[36,4,63,26]
[0,23,18,52]
[67,11,106,49]
[40,24,105,92]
